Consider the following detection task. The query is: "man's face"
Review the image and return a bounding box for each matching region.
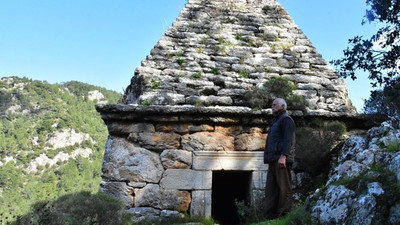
[271,99,284,114]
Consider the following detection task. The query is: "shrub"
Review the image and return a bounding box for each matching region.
[287,94,307,110]
[295,121,347,176]
[243,87,270,109]
[243,77,307,110]
[362,78,400,127]
[235,192,267,224]
[263,77,295,99]
[14,191,127,225]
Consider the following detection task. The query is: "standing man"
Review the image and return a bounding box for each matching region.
[264,98,296,219]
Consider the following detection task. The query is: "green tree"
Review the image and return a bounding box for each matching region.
[331,0,400,116]
[362,76,400,121]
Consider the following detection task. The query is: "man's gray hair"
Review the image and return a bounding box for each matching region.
[275,98,287,110]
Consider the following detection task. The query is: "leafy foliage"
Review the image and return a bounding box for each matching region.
[244,77,307,110]
[0,76,121,224]
[363,77,400,122]
[331,0,400,119]
[331,0,400,88]
[295,120,347,176]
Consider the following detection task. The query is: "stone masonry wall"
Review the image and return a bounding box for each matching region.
[96,104,368,223]
[97,105,272,222]
[122,0,356,115]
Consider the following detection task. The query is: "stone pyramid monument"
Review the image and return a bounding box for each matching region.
[121,0,356,116]
[96,0,362,223]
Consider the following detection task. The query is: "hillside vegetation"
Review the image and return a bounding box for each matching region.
[0,76,121,223]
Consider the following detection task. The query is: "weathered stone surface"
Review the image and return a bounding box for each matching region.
[107,122,154,134]
[215,126,243,136]
[99,181,134,207]
[188,124,214,133]
[128,132,180,152]
[156,124,189,134]
[234,132,267,151]
[135,184,191,212]
[312,185,355,224]
[181,132,234,151]
[138,91,185,105]
[102,137,163,183]
[160,150,192,169]
[120,0,355,116]
[389,201,400,224]
[327,160,368,185]
[353,194,377,225]
[128,182,146,188]
[389,153,400,183]
[125,207,160,223]
[160,169,212,190]
[190,191,212,218]
[310,121,400,224]
[160,210,184,219]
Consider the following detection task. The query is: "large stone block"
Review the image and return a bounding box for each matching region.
[107,122,155,134]
[135,184,191,212]
[102,137,164,183]
[193,151,267,171]
[125,207,160,223]
[128,132,181,152]
[190,190,212,218]
[181,132,234,151]
[160,169,212,190]
[160,149,192,169]
[156,124,189,134]
[99,181,134,208]
[215,125,243,136]
[188,124,214,133]
[234,133,267,151]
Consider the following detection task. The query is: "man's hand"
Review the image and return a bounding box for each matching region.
[278,155,287,168]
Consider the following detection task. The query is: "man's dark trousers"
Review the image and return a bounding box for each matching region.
[265,161,292,218]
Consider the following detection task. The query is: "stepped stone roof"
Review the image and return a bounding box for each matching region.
[121,0,356,116]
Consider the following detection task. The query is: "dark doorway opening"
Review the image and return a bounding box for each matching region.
[212,170,252,225]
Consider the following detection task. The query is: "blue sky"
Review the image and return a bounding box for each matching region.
[0,0,377,111]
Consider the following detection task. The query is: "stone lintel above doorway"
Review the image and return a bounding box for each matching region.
[193,151,267,171]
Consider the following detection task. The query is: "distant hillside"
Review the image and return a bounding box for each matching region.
[0,76,121,223]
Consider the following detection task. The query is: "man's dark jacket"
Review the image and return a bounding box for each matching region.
[264,110,296,164]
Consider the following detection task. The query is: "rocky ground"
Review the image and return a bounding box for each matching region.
[309,121,400,224]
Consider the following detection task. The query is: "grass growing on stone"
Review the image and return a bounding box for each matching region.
[177,57,186,65]
[211,68,220,75]
[381,139,400,152]
[152,81,161,89]
[239,70,249,78]
[192,72,203,79]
